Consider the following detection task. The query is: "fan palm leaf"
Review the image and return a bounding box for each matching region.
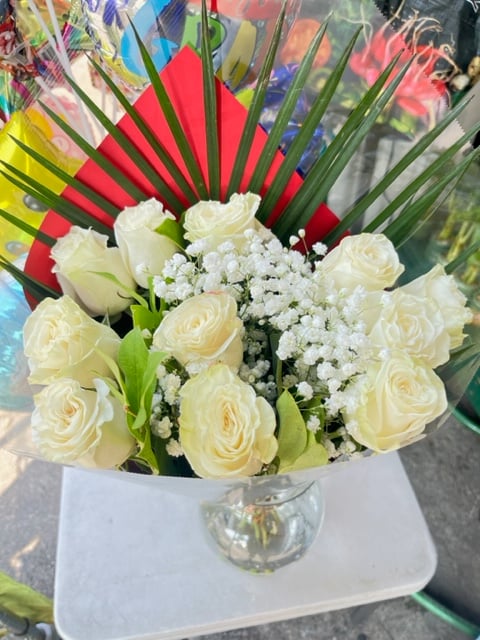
[2,0,477,289]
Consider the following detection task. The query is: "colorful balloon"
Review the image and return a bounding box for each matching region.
[81,0,300,90]
[0,110,82,262]
[0,261,34,411]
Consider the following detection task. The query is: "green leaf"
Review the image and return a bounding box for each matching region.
[118,328,149,419]
[201,0,220,199]
[247,17,332,195]
[258,27,362,223]
[59,71,185,213]
[324,101,479,245]
[87,54,200,207]
[0,571,53,624]
[156,216,185,248]
[276,390,329,472]
[384,146,480,246]
[136,428,160,473]
[90,270,145,307]
[129,22,209,200]
[118,328,166,437]
[272,50,412,239]
[39,100,149,204]
[0,256,59,301]
[446,238,480,274]
[9,134,120,218]
[275,389,307,465]
[131,304,163,332]
[0,164,115,241]
[226,0,287,197]
[278,430,328,473]
[0,207,55,247]
[129,347,167,474]
[360,128,480,240]
[133,349,166,433]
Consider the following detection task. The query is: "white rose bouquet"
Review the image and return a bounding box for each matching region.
[21,192,473,478]
[0,2,478,482]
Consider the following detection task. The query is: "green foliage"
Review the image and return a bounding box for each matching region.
[117,328,167,472]
[0,571,53,624]
[276,389,328,473]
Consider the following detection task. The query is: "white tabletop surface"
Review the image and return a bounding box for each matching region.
[54,452,436,640]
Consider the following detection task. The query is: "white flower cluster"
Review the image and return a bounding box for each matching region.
[154,227,371,427]
[31,193,469,477]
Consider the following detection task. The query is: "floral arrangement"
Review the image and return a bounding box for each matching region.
[22,192,472,478]
[1,1,479,482]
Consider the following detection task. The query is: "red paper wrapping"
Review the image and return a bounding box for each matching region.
[25,47,340,296]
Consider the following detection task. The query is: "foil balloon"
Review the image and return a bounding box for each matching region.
[0,0,79,121]
[81,0,300,91]
[180,0,301,89]
[81,0,182,89]
[0,260,33,411]
[0,110,81,262]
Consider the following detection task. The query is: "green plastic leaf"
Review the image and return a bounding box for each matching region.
[0,571,53,624]
[275,389,307,465]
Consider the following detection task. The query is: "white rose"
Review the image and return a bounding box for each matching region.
[321,233,404,291]
[344,351,447,453]
[31,378,135,469]
[368,290,451,367]
[152,292,244,370]
[179,364,278,478]
[183,192,262,249]
[401,264,473,350]
[114,198,179,288]
[23,296,121,387]
[51,226,136,317]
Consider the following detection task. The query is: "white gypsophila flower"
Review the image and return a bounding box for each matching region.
[150,416,172,439]
[321,436,339,459]
[166,438,184,457]
[297,381,314,400]
[161,373,182,405]
[306,416,321,432]
[312,242,328,256]
[151,225,372,427]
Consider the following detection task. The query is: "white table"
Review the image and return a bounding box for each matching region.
[54,452,436,640]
